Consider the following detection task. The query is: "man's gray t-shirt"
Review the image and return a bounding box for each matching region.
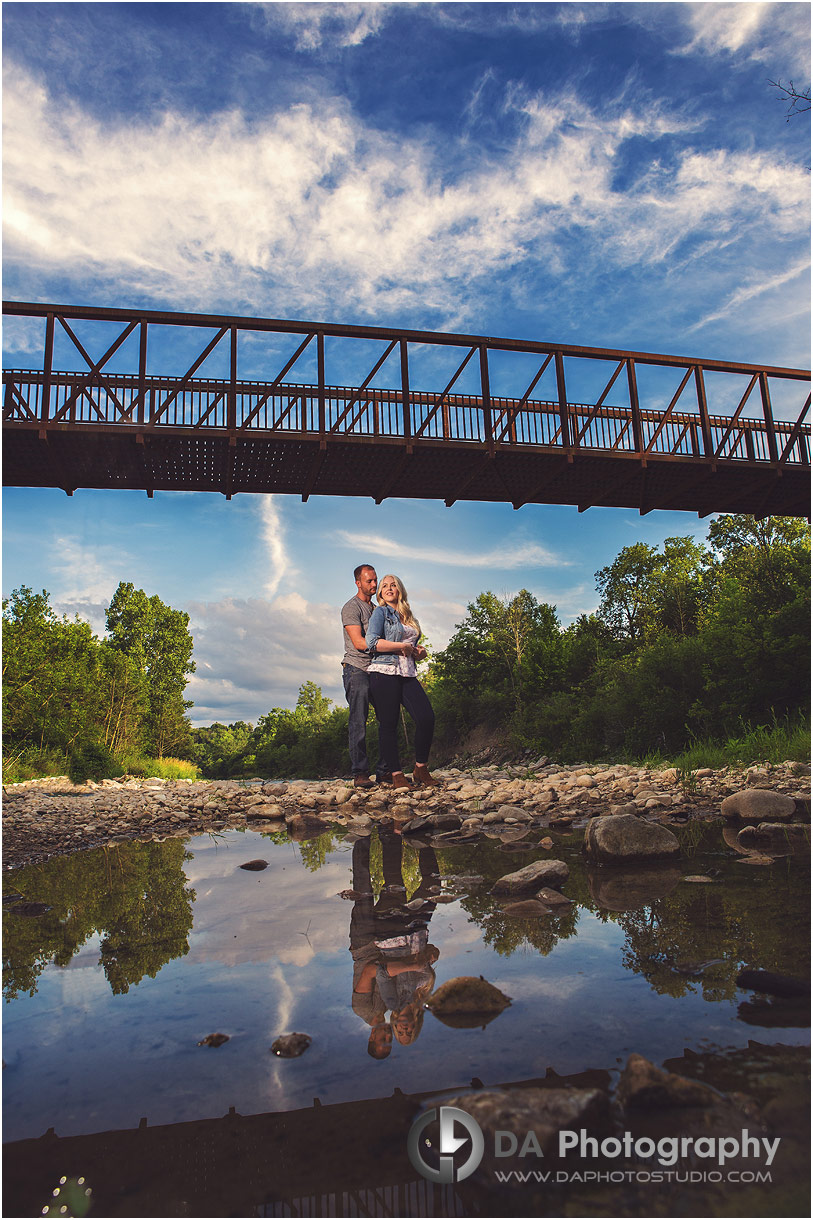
[341,596,374,670]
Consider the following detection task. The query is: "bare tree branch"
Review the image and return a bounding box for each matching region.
[767,78,811,120]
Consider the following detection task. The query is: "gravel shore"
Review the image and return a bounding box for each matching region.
[3,759,809,870]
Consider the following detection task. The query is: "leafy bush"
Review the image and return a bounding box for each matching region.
[68,743,121,785]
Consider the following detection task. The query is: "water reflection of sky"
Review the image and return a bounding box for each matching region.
[3,827,809,1142]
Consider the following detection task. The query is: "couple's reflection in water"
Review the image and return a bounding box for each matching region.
[349,824,440,1059]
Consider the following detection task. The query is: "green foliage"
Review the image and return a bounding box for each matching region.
[3,839,195,1000]
[190,721,254,777]
[119,754,201,780]
[430,515,810,763]
[3,583,197,780]
[68,742,120,785]
[106,582,196,758]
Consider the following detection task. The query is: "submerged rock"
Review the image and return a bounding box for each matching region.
[737,822,810,854]
[736,968,808,998]
[501,899,551,917]
[587,866,681,912]
[197,1033,230,1048]
[427,976,511,1016]
[490,859,569,895]
[239,859,268,871]
[8,901,52,917]
[617,1053,718,1110]
[721,789,796,822]
[584,814,680,863]
[436,1087,609,1170]
[271,1032,312,1058]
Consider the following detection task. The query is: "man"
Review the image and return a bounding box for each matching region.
[341,563,378,787]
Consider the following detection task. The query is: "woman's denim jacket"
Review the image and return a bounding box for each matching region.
[365,604,404,668]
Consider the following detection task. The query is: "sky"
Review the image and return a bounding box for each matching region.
[2,1,810,726]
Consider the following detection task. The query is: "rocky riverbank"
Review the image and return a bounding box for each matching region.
[3,759,809,869]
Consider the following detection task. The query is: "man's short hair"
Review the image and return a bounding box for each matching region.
[354,564,376,582]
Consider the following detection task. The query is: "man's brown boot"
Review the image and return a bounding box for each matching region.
[413,764,441,787]
[354,773,374,789]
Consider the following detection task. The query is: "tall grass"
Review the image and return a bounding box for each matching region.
[116,755,201,780]
[2,746,200,784]
[637,715,810,772]
[2,745,70,785]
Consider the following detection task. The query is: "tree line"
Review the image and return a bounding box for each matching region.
[3,514,809,783]
[191,514,809,778]
[2,582,195,781]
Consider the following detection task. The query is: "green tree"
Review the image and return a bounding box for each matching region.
[595,542,663,643]
[295,681,333,721]
[651,536,710,636]
[2,587,146,760]
[106,582,196,757]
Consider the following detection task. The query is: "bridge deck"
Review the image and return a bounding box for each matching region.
[3,303,810,516]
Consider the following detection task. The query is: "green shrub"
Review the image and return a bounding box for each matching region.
[68,743,121,784]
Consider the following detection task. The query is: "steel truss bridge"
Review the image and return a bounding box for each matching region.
[3,302,810,516]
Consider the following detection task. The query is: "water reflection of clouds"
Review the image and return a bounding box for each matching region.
[182,832,352,969]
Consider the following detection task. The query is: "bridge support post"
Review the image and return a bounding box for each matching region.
[42,313,55,426]
[400,339,412,452]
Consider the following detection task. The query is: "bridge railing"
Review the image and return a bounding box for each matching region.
[3,368,810,467]
[3,302,810,473]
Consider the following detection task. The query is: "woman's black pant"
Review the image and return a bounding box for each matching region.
[367,673,435,775]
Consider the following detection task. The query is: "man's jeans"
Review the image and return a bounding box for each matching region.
[343,664,372,775]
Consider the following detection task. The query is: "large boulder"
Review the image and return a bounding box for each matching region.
[427,976,511,1016]
[584,814,680,863]
[490,859,569,895]
[721,789,796,822]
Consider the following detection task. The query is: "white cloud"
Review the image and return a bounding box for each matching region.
[258,495,294,598]
[687,255,811,332]
[678,2,777,58]
[3,61,808,335]
[335,530,569,569]
[47,535,133,632]
[256,2,393,52]
[185,593,342,723]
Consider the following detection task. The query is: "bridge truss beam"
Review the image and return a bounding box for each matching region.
[3,302,810,517]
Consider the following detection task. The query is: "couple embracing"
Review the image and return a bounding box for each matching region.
[341,564,440,791]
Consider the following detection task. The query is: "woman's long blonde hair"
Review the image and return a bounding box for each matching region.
[377,574,420,635]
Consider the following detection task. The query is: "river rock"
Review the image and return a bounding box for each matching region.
[535,887,574,908]
[617,1054,718,1110]
[270,1032,312,1058]
[482,804,532,824]
[288,814,328,840]
[501,899,551,917]
[490,859,569,895]
[402,812,462,833]
[736,969,808,998]
[426,976,511,1015]
[737,822,810,854]
[238,859,268,871]
[438,1088,609,1168]
[197,1033,229,1048]
[721,789,796,822]
[584,814,680,863]
[244,802,282,820]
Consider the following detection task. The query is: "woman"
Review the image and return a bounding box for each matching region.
[365,574,440,789]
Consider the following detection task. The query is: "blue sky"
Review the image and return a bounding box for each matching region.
[2,2,810,724]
